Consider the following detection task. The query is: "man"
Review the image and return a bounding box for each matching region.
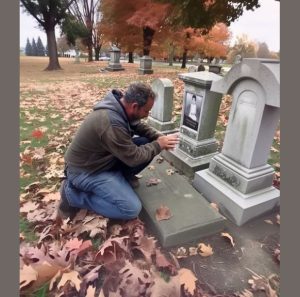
[58,82,179,220]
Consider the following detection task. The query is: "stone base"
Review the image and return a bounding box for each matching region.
[161,148,218,179]
[147,117,177,134]
[209,154,275,194]
[138,68,154,74]
[193,169,280,226]
[134,155,226,247]
[105,64,124,71]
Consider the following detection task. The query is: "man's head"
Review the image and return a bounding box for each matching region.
[121,83,156,121]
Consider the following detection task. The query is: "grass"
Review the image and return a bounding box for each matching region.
[19,217,39,242]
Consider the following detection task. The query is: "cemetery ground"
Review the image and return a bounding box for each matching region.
[20,56,280,297]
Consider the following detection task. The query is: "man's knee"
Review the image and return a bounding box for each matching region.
[120,199,142,220]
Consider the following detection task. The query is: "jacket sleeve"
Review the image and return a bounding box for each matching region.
[131,120,163,141]
[100,124,162,167]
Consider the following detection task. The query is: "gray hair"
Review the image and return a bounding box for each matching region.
[124,82,156,107]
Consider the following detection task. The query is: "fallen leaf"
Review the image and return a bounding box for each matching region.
[146,178,161,187]
[149,271,180,297]
[221,232,235,247]
[148,165,155,171]
[198,243,214,257]
[238,289,254,297]
[156,156,164,163]
[156,205,172,221]
[175,247,188,259]
[264,220,274,225]
[178,268,197,295]
[42,192,61,203]
[210,202,219,212]
[31,129,44,139]
[20,264,38,289]
[85,285,96,297]
[276,214,280,225]
[135,174,143,179]
[20,201,39,213]
[57,270,82,292]
[166,168,175,175]
[188,247,198,256]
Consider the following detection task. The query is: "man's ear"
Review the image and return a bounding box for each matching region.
[132,102,139,110]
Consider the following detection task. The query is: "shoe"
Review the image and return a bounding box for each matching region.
[57,180,79,220]
[127,176,140,189]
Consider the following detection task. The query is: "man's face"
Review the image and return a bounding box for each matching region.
[131,97,154,121]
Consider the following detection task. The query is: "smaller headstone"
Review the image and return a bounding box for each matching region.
[187,65,198,72]
[209,64,222,74]
[138,56,153,74]
[197,64,205,72]
[234,54,242,64]
[162,72,223,178]
[147,78,178,134]
[105,46,124,71]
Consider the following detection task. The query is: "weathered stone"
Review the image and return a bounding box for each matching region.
[147,78,177,134]
[163,71,223,178]
[193,58,280,226]
[138,56,153,74]
[105,46,124,71]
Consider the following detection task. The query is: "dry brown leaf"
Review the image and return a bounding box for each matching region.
[198,243,214,257]
[57,270,82,292]
[42,192,61,202]
[175,247,188,259]
[188,247,198,256]
[149,271,180,297]
[20,201,39,213]
[178,268,197,295]
[166,168,175,176]
[210,202,219,212]
[148,165,156,171]
[49,270,62,291]
[85,285,96,297]
[155,249,177,275]
[238,289,254,297]
[156,205,172,221]
[20,264,38,289]
[264,219,274,225]
[109,224,123,236]
[146,177,161,187]
[221,232,235,247]
[133,236,157,263]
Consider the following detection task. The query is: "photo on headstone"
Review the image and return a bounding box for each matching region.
[183,92,204,131]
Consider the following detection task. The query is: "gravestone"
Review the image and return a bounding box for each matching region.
[197,64,205,72]
[105,46,124,71]
[193,58,280,226]
[162,71,223,178]
[138,56,153,74]
[147,78,177,134]
[187,65,198,72]
[234,54,242,64]
[209,64,222,74]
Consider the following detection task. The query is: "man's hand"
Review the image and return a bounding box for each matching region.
[157,133,180,150]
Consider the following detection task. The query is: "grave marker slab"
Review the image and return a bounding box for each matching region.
[105,46,124,71]
[138,56,153,74]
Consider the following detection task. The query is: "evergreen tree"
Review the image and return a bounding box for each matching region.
[32,38,38,56]
[36,36,45,56]
[25,38,32,56]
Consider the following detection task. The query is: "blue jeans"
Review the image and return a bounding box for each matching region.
[64,137,151,220]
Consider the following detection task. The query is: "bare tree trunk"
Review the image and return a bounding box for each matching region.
[168,43,174,66]
[87,43,93,62]
[128,52,134,63]
[181,49,188,69]
[94,45,101,61]
[143,26,155,56]
[45,29,62,70]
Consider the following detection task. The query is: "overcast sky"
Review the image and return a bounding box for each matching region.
[19,0,280,52]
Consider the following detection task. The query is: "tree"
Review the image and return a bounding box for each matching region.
[25,38,32,56]
[68,0,101,61]
[256,42,271,58]
[20,0,76,70]
[99,0,142,63]
[36,36,45,56]
[227,34,257,63]
[57,35,71,56]
[31,38,38,56]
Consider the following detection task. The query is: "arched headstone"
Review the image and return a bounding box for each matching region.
[193,58,280,226]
